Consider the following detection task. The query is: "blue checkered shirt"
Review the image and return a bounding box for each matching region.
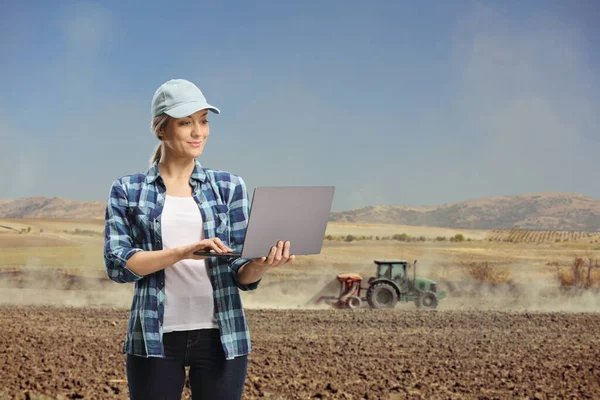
[103,159,259,359]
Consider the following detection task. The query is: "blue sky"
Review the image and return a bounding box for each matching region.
[1,0,598,211]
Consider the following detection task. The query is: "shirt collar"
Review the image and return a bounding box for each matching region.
[145,159,206,184]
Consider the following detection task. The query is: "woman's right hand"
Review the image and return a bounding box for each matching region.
[178,238,233,260]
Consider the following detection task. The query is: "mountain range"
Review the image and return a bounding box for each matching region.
[1,193,600,231]
[0,197,105,219]
[329,192,600,231]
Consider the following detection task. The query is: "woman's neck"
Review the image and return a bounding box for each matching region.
[157,155,196,180]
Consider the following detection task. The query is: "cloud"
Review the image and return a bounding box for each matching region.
[60,2,114,56]
[53,2,115,99]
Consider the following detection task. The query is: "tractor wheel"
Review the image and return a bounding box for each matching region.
[347,296,362,309]
[367,283,398,309]
[417,291,438,309]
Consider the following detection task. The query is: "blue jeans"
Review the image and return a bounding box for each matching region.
[126,328,248,400]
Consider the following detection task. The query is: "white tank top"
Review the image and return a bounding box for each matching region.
[161,195,218,332]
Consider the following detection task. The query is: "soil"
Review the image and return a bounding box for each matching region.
[1,306,599,399]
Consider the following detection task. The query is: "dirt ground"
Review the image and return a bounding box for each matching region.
[1,305,599,400]
[2,220,600,399]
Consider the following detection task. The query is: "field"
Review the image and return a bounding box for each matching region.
[1,219,600,399]
[2,306,599,400]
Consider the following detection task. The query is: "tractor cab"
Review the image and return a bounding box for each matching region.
[371,260,415,286]
[373,260,410,281]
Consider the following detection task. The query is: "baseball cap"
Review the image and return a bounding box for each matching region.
[151,79,220,118]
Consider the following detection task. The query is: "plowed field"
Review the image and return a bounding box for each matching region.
[1,306,599,399]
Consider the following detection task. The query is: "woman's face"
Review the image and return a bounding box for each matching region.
[161,109,210,159]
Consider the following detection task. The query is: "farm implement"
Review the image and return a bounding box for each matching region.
[314,259,446,309]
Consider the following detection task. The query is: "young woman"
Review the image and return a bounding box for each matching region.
[103,78,294,399]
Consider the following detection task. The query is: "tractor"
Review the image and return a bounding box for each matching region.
[314,259,446,309]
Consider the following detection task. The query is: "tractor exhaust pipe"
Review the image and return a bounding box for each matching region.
[413,260,417,286]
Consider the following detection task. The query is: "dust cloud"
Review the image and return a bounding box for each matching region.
[0,269,133,308]
[438,268,600,313]
[241,268,339,310]
[240,255,600,313]
[2,261,599,313]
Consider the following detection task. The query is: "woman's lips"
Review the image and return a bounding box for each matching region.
[188,141,202,148]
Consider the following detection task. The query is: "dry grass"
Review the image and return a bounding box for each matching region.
[555,256,600,289]
[0,218,103,234]
[0,233,75,248]
[0,219,599,289]
[466,261,513,284]
[0,245,104,270]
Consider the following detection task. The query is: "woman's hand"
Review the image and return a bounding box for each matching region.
[236,240,295,286]
[178,238,233,260]
[251,240,295,267]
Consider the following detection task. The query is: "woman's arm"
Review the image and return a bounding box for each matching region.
[126,239,232,277]
[227,176,260,290]
[125,247,183,277]
[104,178,231,283]
[104,178,145,283]
[236,261,269,286]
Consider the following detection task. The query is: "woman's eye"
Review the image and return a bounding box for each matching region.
[180,121,191,126]
[203,120,209,125]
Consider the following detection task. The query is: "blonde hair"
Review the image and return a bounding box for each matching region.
[150,114,170,165]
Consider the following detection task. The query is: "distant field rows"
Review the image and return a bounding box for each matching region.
[488,229,600,244]
[325,222,600,244]
[1,220,599,281]
[324,222,489,240]
[3,218,600,243]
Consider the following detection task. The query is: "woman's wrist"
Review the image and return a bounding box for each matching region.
[237,260,268,286]
[172,247,186,263]
[246,260,269,271]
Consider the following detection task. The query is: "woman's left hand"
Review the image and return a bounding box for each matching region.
[236,241,294,286]
[251,240,295,268]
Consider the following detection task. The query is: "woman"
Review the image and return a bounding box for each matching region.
[103,78,294,400]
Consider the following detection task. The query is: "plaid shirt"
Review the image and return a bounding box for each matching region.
[103,159,259,360]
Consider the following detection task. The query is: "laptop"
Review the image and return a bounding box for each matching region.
[193,186,335,259]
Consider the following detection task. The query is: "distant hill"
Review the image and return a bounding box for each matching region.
[329,193,600,232]
[3,193,600,231]
[0,197,105,219]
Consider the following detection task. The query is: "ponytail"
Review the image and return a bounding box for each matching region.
[151,142,162,165]
[150,114,170,166]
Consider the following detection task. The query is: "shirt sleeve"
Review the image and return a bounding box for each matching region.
[103,178,144,284]
[228,175,260,291]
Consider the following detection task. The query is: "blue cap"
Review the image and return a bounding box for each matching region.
[151,79,220,118]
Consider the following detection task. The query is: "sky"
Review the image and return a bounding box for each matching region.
[0,0,599,211]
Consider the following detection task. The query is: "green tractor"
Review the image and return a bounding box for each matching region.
[314,259,446,309]
[366,260,446,309]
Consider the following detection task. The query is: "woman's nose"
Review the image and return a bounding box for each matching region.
[190,122,201,136]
